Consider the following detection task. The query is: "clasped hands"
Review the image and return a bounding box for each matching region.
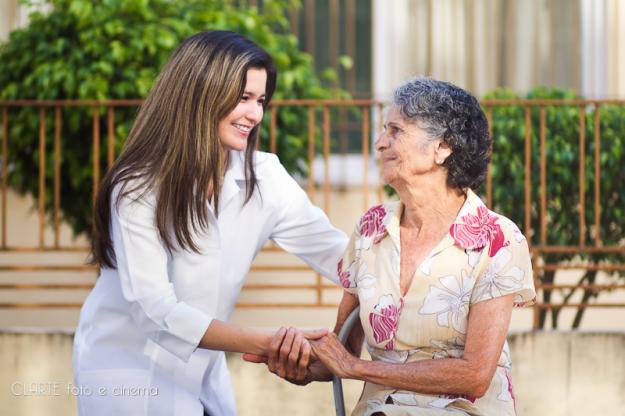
[243,326,357,384]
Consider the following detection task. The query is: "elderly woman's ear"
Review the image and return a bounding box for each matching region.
[433,139,452,165]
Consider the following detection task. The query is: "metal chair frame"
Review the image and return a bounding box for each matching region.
[332,305,361,416]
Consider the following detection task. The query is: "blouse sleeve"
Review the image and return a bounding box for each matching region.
[470,227,536,307]
[111,190,212,362]
[336,224,361,294]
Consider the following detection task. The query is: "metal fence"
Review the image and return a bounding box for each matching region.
[1,98,624,328]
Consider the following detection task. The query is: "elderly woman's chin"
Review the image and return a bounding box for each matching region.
[379,168,397,189]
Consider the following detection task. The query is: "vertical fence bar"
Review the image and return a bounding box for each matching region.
[1,107,7,248]
[54,107,61,248]
[107,107,115,168]
[322,106,330,214]
[307,106,315,198]
[38,108,47,248]
[269,106,277,154]
[486,107,493,207]
[539,106,546,246]
[362,106,370,211]
[92,107,100,207]
[377,104,384,203]
[320,105,331,306]
[594,104,601,246]
[532,257,540,330]
[579,106,585,247]
[524,106,532,241]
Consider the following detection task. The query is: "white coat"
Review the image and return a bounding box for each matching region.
[72,151,348,415]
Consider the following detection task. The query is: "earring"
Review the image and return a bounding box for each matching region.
[436,159,444,165]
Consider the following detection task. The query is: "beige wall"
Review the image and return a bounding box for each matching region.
[2,330,624,415]
[372,0,625,99]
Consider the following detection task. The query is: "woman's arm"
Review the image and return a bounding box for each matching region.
[267,155,348,284]
[200,320,326,356]
[244,290,362,384]
[113,189,325,362]
[312,293,514,398]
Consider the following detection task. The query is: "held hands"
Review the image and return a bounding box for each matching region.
[309,332,357,379]
[242,326,358,383]
[242,327,329,384]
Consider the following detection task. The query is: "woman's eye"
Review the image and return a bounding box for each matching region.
[240,95,250,102]
[257,98,265,105]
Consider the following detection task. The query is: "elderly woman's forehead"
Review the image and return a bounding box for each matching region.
[385,105,405,120]
[385,105,415,125]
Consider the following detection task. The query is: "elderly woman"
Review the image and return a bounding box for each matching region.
[252,77,536,416]
[320,77,536,415]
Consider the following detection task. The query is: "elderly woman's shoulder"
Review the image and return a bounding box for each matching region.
[487,207,528,248]
[358,201,401,224]
[352,201,400,241]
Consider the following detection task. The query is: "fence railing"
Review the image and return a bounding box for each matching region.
[1,98,624,329]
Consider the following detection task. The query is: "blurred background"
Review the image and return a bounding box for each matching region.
[1,0,624,415]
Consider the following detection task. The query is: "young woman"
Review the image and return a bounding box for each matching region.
[72,30,347,416]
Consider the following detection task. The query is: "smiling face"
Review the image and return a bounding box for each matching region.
[217,67,267,151]
[375,106,451,188]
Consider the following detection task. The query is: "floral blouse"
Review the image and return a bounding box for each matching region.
[339,189,536,416]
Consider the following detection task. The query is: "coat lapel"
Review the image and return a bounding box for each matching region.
[218,150,250,213]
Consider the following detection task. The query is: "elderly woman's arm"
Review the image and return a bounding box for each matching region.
[311,293,514,398]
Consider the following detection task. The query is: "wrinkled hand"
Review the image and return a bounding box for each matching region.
[309,332,357,379]
[243,327,328,384]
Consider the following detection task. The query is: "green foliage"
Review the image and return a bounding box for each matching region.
[0,0,346,236]
[484,87,625,328]
[484,87,625,252]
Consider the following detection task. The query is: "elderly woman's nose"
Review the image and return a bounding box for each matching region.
[374,131,388,151]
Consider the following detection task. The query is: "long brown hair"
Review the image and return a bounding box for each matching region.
[91,31,277,268]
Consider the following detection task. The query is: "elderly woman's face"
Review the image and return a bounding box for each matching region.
[375,106,441,187]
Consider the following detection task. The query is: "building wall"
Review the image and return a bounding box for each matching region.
[372,0,625,99]
[1,330,624,415]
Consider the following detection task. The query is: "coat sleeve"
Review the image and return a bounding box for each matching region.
[267,156,348,285]
[111,190,212,362]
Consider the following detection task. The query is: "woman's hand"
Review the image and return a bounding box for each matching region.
[242,327,328,384]
[309,332,358,379]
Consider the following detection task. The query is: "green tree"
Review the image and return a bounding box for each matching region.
[0,0,347,236]
[484,87,625,329]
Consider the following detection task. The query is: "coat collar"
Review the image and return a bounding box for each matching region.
[218,150,260,212]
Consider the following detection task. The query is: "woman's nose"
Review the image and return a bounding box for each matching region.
[374,131,388,151]
[246,103,264,124]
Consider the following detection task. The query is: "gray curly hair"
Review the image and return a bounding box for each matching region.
[393,77,491,190]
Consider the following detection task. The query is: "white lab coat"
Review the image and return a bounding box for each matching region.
[72,151,348,415]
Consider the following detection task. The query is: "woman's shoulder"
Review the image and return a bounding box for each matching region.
[461,190,528,248]
[240,150,283,178]
[487,209,527,246]
[357,201,400,224]
[110,178,157,212]
[352,201,400,239]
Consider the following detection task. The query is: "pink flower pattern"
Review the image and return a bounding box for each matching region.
[505,368,516,404]
[337,258,352,288]
[450,205,509,257]
[359,205,387,245]
[369,297,403,350]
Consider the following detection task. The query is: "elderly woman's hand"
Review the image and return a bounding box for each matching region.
[309,332,358,379]
[243,327,329,384]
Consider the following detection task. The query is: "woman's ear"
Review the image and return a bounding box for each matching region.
[434,140,452,165]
